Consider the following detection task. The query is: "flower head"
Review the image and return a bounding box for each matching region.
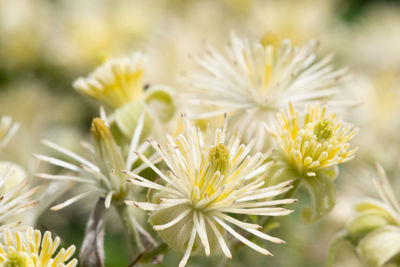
[73,53,146,109]
[181,33,348,149]
[35,116,156,210]
[0,227,77,267]
[0,163,37,229]
[0,116,19,151]
[125,116,296,267]
[268,103,358,177]
[337,164,400,267]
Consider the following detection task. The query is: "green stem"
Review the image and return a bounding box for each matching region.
[327,231,347,267]
[259,178,301,228]
[129,243,169,266]
[115,202,144,258]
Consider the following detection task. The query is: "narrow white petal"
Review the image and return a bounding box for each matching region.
[206,216,232,259]
[215,218,272,256]
[179,227,197,267]
[105,191,114,209]
[51,190,102,211]
[193,211,210,256]
[153,208,191,231]
[42,140,99,172]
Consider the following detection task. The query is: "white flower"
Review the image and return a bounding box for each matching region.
[268,102,358,177]
[73,53,147,109]
[181,33,348,149]
[342,164,400,267]
[35,116,157,210]
[0,163,37,229]
[125,116,296,267]
[0,226,77,267]
[0,116,19,151]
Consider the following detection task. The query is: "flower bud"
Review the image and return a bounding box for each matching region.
[91,118,125,194]
[346,210,391,245]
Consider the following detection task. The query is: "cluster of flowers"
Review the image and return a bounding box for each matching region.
[0,33,398,267]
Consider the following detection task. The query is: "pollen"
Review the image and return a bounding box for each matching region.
[4,251,29,267]
[313,118,334,141]
[208,143,230,176]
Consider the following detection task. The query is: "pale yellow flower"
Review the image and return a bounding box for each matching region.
[268,103,358,177]
[73,53,146,109]
[35,117,156,210]
[330,164,400,267]
[0,163,37,229]
[181,33,348,149]
[125,116,296,267]
[0,227,77,267]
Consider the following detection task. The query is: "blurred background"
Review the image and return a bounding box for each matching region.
[1,0,400,266]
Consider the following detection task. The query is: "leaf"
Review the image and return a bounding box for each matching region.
[80,197,106,267]
[356,225,400,267]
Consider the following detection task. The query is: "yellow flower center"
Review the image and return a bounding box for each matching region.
[208,144,230,176]
[313,118,334,142]
[260,32,278,48]
[4,251,29,267]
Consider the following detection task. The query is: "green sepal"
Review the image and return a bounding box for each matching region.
[144,85,175,122]
[264,152,298,187]
[318,165,339,180]
[300,173,336,224]
[355,200,397,223]
[356,225,400,267]
[114,101,153,140]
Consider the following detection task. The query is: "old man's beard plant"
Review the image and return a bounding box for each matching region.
[266,102,358,223]
[181,33,349,150]
[125,116,297,267]
[329,163,400,267]
[0,227,77,267]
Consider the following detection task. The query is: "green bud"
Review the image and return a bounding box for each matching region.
[91,118,126,194]
[356,225,400,267]
[346,210,391,245]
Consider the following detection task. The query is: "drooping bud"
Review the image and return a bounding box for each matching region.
[346,209,391,245]
[73,53,147,109]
